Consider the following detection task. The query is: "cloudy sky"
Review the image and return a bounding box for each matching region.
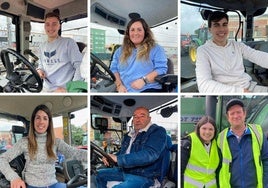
[180,3,268,35]
[180,3,205,34]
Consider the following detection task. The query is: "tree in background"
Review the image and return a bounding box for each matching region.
[71,125,85,146]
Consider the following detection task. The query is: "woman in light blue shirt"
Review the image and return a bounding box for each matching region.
[110,18,167,92]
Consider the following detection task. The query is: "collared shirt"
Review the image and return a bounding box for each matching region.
[228,126,249,143]
[125,122,152,154]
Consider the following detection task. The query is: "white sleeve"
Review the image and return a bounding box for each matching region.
[196,46,244,93]
[240,42,268,69]
[80,47,88,81]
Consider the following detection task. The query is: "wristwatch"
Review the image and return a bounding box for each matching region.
[142,76,149,84]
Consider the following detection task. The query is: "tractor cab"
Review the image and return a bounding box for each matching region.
[181,0,268,92]
[90,0,178,93]
[90,95,178,187]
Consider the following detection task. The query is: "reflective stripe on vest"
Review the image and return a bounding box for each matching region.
[217,124,263,188]
[248,124,262,149]
[184,175,217,188]
[186,163,215,174]
[184,133,219,188]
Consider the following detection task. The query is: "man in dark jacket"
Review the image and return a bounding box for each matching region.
[96,106,169,188]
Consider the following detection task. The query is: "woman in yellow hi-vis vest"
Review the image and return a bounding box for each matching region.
[181,116,220,188]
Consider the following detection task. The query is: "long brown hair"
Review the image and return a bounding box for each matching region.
[28,104,56,160]
[120,18,155,63]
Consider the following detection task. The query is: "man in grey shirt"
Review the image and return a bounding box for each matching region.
[37,12,83,92]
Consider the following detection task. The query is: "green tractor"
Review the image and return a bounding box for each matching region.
[181,96,268,137]
[188,26,210,64]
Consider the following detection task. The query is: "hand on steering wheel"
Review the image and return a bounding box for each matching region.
[102,154,117,167]
[90,141,116,167]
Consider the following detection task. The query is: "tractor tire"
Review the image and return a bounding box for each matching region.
[189,42,198,64]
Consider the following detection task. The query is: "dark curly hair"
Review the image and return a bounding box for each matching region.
[208,11,228,28]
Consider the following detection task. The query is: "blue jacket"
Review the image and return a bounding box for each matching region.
[225,127,268,188]
[116,124,168,180]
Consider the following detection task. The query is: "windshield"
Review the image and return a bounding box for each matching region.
[0,15,16,71]
[53,107,88,147]
[0,118,24,150]
[0,15,15,49]
[91,100,178,152]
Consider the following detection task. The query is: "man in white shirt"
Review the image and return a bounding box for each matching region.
[196,11,268,93]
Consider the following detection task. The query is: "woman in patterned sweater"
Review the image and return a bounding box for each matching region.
[0,104,87,188]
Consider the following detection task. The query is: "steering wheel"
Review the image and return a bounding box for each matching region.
[90,141,116,167]
[67,168,87,188]
[90,53,115,82]
[0,48,43,92]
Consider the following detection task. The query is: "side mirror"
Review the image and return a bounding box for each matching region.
[160,105,178,118]
[12,125,25,134]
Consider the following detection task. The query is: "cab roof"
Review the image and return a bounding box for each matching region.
[183,0,268,15]
[91,95,177,118]
[91,0,178,29]
[0,96,87,121]
[0,0,87,22]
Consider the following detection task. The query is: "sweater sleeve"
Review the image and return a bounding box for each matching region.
[110,47,122,74]
[0,138,27,181]
[56,139,87,162]
[196,46,244,93]
[240,42,268,69]
[67,39,83,81]
[150,45,168,75]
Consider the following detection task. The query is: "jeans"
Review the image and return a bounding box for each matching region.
[96,168,154,188]
[27,182,66,188]
[141,88,163,92]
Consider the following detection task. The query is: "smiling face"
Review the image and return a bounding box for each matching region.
[226,105,246,129]
[199,122,215,144]
[129,21,145,47]
[44,16,60,41]
[209,17,229,46]
[34,110,49,134]
[132,107,151,131]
